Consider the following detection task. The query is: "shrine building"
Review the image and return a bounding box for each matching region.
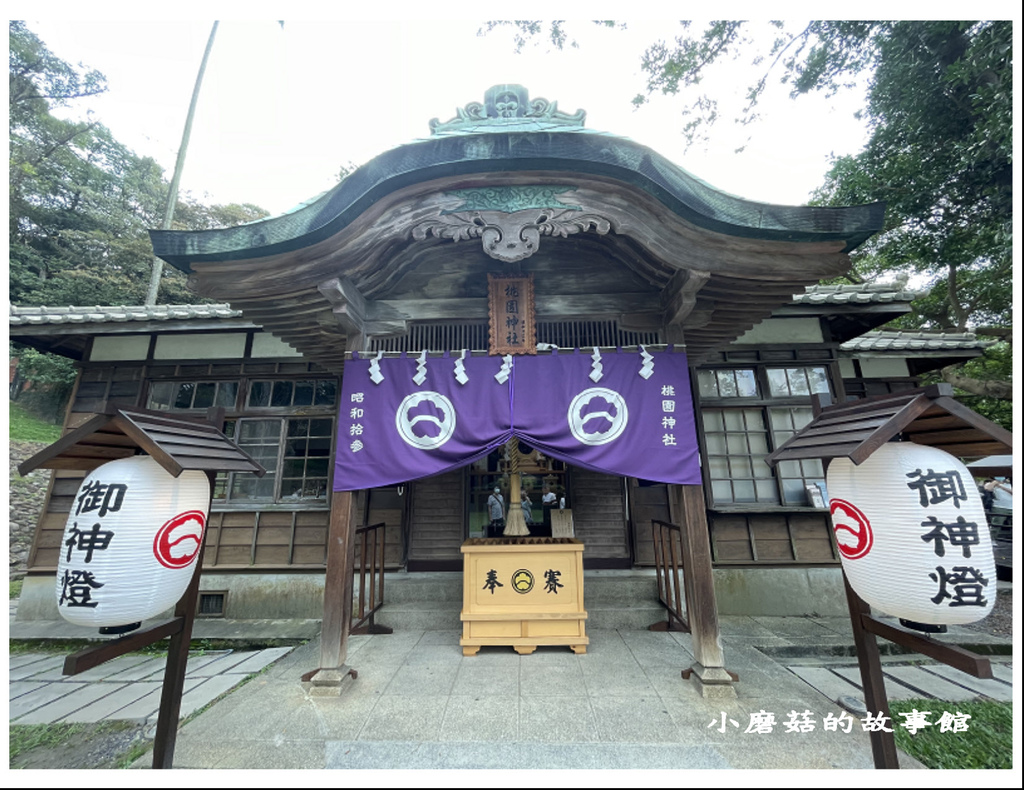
[11,86,991,647]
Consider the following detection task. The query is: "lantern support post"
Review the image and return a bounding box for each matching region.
[842,573,901,769]
[62,618,185,675]
[149,471,215,768]
[859,615,993,677]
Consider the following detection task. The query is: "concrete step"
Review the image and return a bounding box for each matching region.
[378,606,670,632]
[378,599,669,632]
[379,570,662,606]
[376,569,666,631]
[375,573,464,604]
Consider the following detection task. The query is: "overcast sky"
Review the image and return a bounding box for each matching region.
[17,12,887,218]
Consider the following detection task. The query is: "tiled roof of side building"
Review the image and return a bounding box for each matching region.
[840,330,994,352]
[794,283,921,305]
[10,304,242,325]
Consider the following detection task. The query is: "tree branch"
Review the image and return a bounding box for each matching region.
[940,364,1014,401]
[972,326,1013,341]
[945,261,970,332]
[744,23,815,112]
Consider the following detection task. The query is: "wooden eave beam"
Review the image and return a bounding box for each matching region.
[661,269,711,326]
[927,396,1013,450]
[914,441,1013,458]
[318,276,370,337]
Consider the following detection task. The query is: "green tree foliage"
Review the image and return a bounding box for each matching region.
[805,22,1013,418]
[488,20,1013,423]
[10,21,165,305]
[9,22,271,308]
[9,22,273,417]
[172,200,269,231]
[9,344,78,422]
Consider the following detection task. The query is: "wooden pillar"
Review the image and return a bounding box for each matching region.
[310,487,360,694]
[309,328,366,692]
[660,324,734,694]
[671,483,736,696]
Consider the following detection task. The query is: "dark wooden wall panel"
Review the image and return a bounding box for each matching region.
[710,512,838,566]
[365,487,407,569]
[629,481,672,566]
[570,467,630,560]
[292,545,327,565]
[407,470,464,565]
[254,545,290,565]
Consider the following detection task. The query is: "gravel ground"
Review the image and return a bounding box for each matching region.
[10,722,152,770]
[964,586,1013,638]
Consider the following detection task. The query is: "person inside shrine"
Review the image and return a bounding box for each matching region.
[984,476,1013,510]
[521,487,533,525]
[487,487,505,538]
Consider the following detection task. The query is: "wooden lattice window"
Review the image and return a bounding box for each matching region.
[147,380,238,411]
[214,417,333,504]
[245,379,337,409]
[699,365,834,508]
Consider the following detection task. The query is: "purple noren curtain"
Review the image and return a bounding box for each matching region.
[333,349,700,491]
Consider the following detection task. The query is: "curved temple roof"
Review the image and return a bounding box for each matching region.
[148,86,886,368]
[152,87,882,268]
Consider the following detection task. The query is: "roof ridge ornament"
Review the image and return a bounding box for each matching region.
[429,84,586,136]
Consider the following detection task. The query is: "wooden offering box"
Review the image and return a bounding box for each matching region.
[460,537,588,656]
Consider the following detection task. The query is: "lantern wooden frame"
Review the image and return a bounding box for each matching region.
[767,385,1012,770]
[17,405,265,770]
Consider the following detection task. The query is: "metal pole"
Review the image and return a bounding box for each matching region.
[145,21,219,305]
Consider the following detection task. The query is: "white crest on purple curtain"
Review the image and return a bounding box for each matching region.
[639,345,654,379]
[454,350,469,385]
[589,347,604,382]
[568,387,629,445]
[413,350,427,385]
[395,391,457,450]
[369,351,384,385]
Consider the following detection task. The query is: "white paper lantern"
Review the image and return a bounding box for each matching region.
[827,442,995,626]
[55,456,210,631]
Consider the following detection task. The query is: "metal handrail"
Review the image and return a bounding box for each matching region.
[651,519,689,632]
[351,522,388,634]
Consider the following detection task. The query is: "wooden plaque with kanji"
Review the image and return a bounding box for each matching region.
[488,274,537,355]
